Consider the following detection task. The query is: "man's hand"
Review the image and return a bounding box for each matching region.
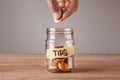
[47,0,78,23]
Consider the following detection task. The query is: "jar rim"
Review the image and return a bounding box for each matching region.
[47,28,73,33]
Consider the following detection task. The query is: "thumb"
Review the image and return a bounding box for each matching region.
[47,0,61,20]
[53,11,61,20]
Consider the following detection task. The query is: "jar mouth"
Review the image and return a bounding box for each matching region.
[47,28,73,34]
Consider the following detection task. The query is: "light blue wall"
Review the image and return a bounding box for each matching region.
[0,0,120,53]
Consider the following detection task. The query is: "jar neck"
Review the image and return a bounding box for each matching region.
[46,28,74,39]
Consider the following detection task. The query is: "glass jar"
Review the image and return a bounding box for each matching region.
[46,28,75,73]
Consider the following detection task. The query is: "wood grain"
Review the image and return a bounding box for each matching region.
[0,54,120,80]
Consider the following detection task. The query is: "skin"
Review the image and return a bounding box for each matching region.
[47,0,78,22]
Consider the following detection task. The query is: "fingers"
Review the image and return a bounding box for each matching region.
[47,0,78,22]
[62,0,78,20]
[47,0,61,20]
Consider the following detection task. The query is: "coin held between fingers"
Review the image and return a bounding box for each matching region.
[54,18,63,23]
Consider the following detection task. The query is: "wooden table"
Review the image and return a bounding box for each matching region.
[0,54,120,80]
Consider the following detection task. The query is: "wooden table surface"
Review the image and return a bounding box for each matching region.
[0,54,120,80]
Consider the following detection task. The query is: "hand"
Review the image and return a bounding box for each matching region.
[47,0,78,23]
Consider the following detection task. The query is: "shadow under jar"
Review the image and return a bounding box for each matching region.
[46,28,75,73]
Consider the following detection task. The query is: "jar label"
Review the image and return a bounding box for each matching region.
[46,45,74,58]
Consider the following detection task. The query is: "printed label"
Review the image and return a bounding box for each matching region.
[46,45,74,58]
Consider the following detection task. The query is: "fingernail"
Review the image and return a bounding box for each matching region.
[53,12,61,20]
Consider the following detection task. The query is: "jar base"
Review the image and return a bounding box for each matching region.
[47,68,73,73]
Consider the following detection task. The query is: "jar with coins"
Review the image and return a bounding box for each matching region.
[46,28,75,73]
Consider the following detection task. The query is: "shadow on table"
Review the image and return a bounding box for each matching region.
[73,67,105,73]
